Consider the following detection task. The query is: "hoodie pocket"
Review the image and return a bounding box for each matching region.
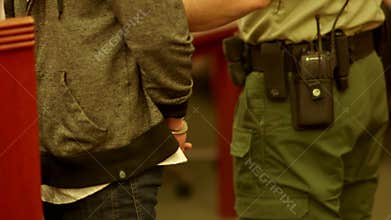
[40,71,108,156]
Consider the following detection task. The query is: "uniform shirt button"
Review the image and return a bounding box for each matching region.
[119,170,127,179]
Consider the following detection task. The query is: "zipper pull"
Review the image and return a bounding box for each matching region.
[57,0,63,19]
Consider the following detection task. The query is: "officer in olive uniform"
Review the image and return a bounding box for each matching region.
[377,2,391,149]
[225,1,389,219]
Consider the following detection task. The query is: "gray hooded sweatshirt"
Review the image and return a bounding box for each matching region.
[11,0,193,187]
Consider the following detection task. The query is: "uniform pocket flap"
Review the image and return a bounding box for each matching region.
[230,128,252,158]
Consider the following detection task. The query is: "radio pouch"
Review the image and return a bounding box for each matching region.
[292,52,335,129]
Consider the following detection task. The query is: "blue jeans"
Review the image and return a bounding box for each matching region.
[43,167,163,220]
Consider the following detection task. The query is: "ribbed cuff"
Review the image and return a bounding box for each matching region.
[157,102,188,118]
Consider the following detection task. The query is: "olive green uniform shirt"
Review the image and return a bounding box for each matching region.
[239,0,385,44]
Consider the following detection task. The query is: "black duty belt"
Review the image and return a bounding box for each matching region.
[223,30,377,130]
[247,30,375,74]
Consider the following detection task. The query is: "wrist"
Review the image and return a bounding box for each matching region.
[386,0,391,9]
[170,120,188,135]
[165,118,188,135]
[166,117,185,131]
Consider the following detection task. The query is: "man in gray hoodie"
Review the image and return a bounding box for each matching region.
[11,0,193,219]
[6,0,271,219]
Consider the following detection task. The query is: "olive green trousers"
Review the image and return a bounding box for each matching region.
[231,52,389,220]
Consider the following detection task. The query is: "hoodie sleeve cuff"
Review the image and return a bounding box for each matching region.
[157,102,188,118]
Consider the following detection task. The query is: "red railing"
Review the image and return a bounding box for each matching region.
[0,17,42,220]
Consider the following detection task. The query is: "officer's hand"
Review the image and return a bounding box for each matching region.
[183,0,271,32]
[385,0,391,9]
[166,118,192,151]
